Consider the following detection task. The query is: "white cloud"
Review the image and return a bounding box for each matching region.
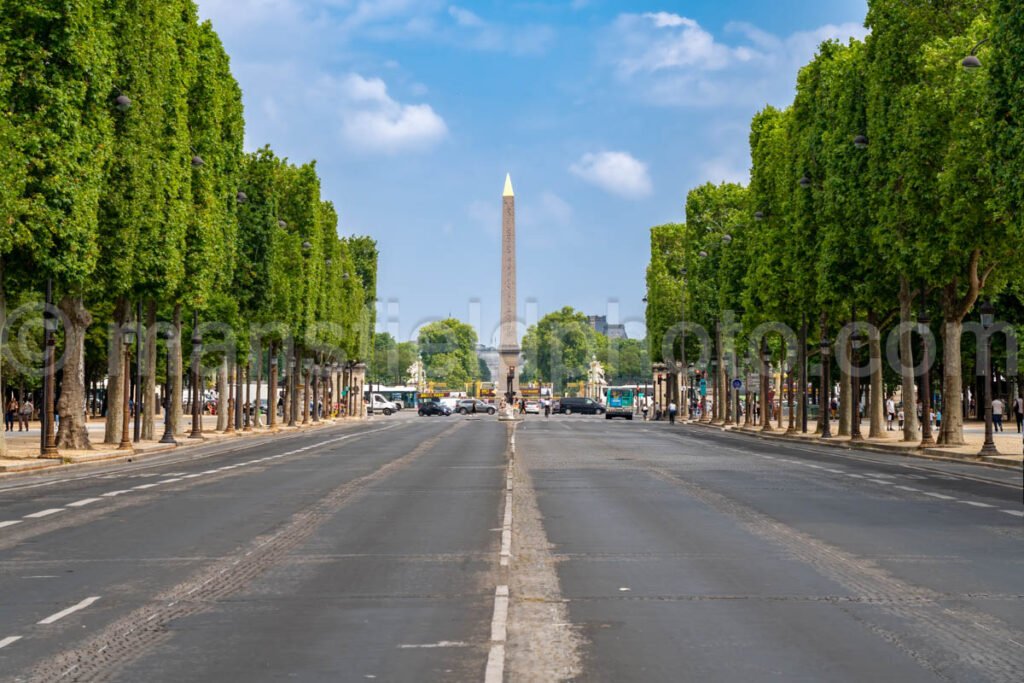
[570,151,652,199]
[605,12,869,107]
[448,5,484,28]
[337,74,447,153]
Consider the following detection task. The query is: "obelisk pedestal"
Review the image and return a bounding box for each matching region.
[498,174,521,421]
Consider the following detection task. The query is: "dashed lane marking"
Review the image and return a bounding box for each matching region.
[959,501,995,509]
[66,498,102,508]
[37,596,101,625]
[0,520,23,529]
[101,490,131,497]
[0,636,22,649]
[923,492,956,500]
[1002,510,1024,518]
[24,509,63,519]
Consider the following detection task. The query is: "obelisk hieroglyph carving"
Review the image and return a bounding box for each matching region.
[498,174,520,416]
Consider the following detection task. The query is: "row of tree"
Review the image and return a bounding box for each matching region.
[646,0,1024,445]
[0,1,376,453]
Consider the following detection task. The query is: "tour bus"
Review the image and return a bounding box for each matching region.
[604,385,636,420]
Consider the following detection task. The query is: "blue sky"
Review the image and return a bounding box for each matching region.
[196,0,869,346]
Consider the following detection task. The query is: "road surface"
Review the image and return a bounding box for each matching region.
[0,413,1021,681]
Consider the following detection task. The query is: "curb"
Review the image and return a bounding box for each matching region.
[679,420,1023,472]
[0,418,364,480]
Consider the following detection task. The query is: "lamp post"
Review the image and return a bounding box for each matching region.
[309,360,317,423]
[761,339,773,432]
[302,357,311,424]
[821,337,833,438]
[159,329,177,444]
[786,365,797,434]
[269,355,278,428]
[189,311,203,439]
[133,301,142,443]
[850,323,864,442]
[288,352,298,427]
[979,300,998,456]
[120,327,135,450]
[243,361,252,431]
[41,279,59,457]
[919,288,934,446]
[961,38,990,69]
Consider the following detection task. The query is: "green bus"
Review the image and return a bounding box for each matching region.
[605,386,636,420]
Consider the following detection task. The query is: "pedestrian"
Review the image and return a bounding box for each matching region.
[543,399,550,418]
[897,407,905,431]
[668,400,677,425]
[1014,394,1024,433]
[885,396,895,431]
[641,398,649,421]
[935,409,941,430]
[4,397,16,432]
[991,397,1005,433]
[19,398,32,431]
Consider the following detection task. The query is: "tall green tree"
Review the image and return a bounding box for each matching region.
[418,318,479,387]
[521,307,600,392]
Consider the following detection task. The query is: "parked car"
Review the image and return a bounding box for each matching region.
[524,401,540,414]
[555,397,605,415]
[456,399,496,415]
[418,401,451,416]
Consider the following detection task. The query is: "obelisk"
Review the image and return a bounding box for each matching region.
[498,173,520,419]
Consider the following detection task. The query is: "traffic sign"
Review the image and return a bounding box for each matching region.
[732,379,743,390]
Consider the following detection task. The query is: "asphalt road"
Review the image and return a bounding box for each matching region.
[1,412,1021,682]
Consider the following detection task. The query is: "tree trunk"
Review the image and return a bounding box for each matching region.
[0,259,6,457]
[898,280,919,441]
[838,340,851,437]
[141,300,156,440]
[216,359,228,431]
[56,295,93,450]
[104,298,130,444]
[868,312,885,438]
[937,319,966,445]
[168,304,183,436]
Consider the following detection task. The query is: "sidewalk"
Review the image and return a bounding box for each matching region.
[0,413,362,475]
[680,416,1023,470]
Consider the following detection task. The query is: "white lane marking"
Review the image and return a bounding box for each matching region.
[132,483,159,490]
[490,585,509,642]
[923,492,956,500]
[157,478,182,484]
[484,644,505,683]
[824,469,844,474]
[0,520,23,529]
[24,509,63,519]
[181,473,203,479]
[845,473,865,479]
[0,636,22,649]
[397,641,468,649]
[894,485,920,492]
[959,501,995,509]
[874,480,894,486]
[1002,510,1024,518]
[38,596,101,625]
[66,498,101,508]
[101,490,130,497]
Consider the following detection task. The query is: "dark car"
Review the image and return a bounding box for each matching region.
[456,399,496,415]
[418,401,451,416]
[555,396,605,415]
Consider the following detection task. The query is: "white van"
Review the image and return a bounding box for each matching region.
[366,393,397,416]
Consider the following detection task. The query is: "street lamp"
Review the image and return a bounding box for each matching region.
[979,300,998,455]
[302,357,312,423]
[114,94,132,111]
[159,329,177,444]
[288,352,298,427]
[191,155,204,168]
[236,191,248,204]
[754,211,764,221]
[189,312,203,439]
[918,287,934,446]
[120,327,135,450]
[311,362,320,423]
[850,325,864,441]
[41,279,59,457]
[798,175,812,188]
[853,135,869,149]
[962,38,989,69]
[820,337,832,438]
[269,355,279,428]
[761,339,773,432]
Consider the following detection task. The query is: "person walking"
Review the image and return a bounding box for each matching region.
[641,398,649,421]
[18,398,33,431]
[5,397,16,432]
[991,397,1005,433]
[885,396,895,431]
[1014,394,1023,433]
[668,400,677,425]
